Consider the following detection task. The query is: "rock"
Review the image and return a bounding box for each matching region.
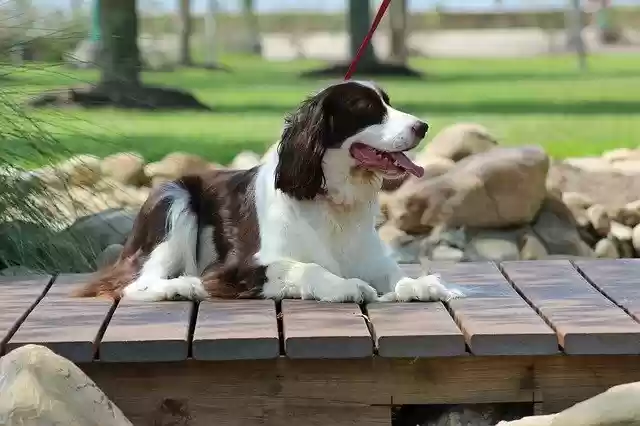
[31,154,102,189]
[610,200,640,228]
[63,208,137,254]
[145,152,212,186]
[562,191,593,211]
[464,228,521,261]
[547,161,640,207]
[416,123,497,163]
[532,196,594,257]
[498,381,640,426]
[96,243,123,269]
[609,221,633,241]
[594,238,620,258]
[586,204,611,237]
[0,344,132,426]
[100,152,148,187]
[387,146,549,232]
[520,231,548,260]
[429,244,464,262]
[633,224,640,255]
[602,147,640,163]
[378,223,422,264]
[563,156,613,173]
[230,150,261,169]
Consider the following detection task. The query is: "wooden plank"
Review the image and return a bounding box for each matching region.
[427,262,558,356]
[282,300,373,359]
[84,356,537,418]
[6,273,114,362]
[368,263,466,358]
[99,300,193,362]
[192,299,279,360]
[501,260,640,355]
[574,259,640,322]
[0,275,52,354]
[366,303,466,357]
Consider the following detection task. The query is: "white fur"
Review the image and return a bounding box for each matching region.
[255,81,463,303]
[122,183,208,301]
[123,81,463,303]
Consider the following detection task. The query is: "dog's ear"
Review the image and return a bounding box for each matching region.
[275,95,328,200]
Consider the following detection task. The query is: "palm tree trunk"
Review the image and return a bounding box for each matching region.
[97,0,141,88]
[178,0,192,66]
[242,0,261,55]
[348,0,377,67]
[389,0,408,64]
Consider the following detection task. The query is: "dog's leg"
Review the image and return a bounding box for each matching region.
[122,241,208,301]
[263,259,379,303]
[122,185,207,302]
[360,241,464,303]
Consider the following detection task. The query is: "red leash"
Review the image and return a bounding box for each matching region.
[344,0,393,80]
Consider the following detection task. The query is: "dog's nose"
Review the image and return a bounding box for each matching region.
[411,121,429,139]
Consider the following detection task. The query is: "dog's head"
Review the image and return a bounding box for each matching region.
[275,80,427,201]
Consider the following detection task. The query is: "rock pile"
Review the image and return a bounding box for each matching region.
[4,122,640,275]
[379,123,640,264]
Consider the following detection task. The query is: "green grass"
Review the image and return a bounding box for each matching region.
[2,53,640,166]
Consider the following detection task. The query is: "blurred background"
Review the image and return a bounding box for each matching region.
[1,0,640,276]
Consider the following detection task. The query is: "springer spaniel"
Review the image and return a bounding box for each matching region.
[75,80,463,303]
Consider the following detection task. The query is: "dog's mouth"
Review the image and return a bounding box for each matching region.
[349,143,424,178]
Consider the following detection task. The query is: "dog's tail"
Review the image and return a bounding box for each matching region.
[71,177,205,298]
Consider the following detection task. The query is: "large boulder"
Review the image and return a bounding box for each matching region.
[0,344,132,426]
[415,122,497,164]
[100,152,149,187]
[386,146,550,233]
[531,196,594,258]
[145,152,213,187]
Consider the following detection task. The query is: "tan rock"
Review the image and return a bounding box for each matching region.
[594,238,620,258]
[520,231,548,260]
[609,221,633,241]
[498,381,640,426]
[586,204,611,236]
[387,146,549,232]
[532,196,594,257]
[32,154,102,189]
[416,122,497,163]
[0,344,132,426]
[602,147,640,163]
[145,152,212,185]
[562,191,593,210]
[100,152,148,187]
[230,150,261,169]
[633,224,640,255]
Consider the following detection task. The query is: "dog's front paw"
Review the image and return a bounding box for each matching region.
[394,274,463,302]
[319,278,378,303]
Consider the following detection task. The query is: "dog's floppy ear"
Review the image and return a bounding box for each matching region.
[275,94,328,200]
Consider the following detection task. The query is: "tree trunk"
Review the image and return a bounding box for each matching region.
[178,0,192,66]
[204,0,217,67]
[70,0,83,21]
[348,0,377,67]
[389,0,408,64]
[242,0,262,55]
[567,0,587,71]
[97,0,141,87]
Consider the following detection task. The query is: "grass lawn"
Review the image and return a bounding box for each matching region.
[2,53,640,167]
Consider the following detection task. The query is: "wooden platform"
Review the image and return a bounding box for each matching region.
[2,259,640,425]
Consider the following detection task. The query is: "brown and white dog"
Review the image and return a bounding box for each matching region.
[75,80,463,303]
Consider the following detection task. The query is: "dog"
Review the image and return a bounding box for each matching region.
[75,80,463,303]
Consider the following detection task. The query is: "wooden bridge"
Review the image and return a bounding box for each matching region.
[2,259,640,425]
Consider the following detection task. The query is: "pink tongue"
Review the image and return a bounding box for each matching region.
[389,152,424,178]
